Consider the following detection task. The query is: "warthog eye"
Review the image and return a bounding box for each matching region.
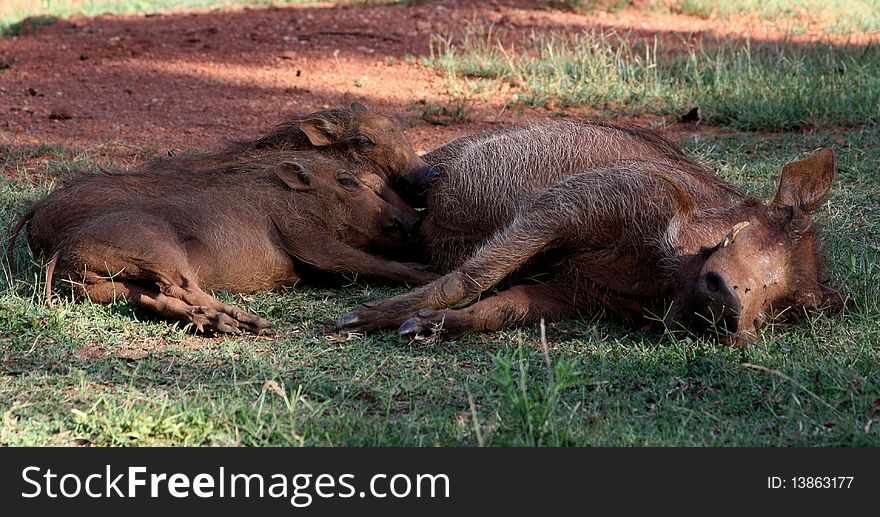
[350,136,376,149]
[768,204,794,225]
[337,176,359,188]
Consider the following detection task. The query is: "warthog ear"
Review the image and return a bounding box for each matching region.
[300,117,342,147]
[351,101,369,112]
[772,147,835,212]
[274,161,313,191]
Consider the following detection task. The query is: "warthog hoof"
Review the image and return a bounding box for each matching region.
[335,299,418,333]
[334,307,390,333]
[336,310,360,328]
[397,317,425,338]
[190,306,275,336]
[398,309,469,340]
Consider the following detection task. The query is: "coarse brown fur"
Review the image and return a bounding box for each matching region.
[338,121,843,344]
[419,120,740,271]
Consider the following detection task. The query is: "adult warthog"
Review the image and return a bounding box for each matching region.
[338,121,844,344]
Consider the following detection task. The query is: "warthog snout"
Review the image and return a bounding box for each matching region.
[396,160,439,201]
[357,171,423,241]
[383,211,422,238]
[417,163,440,185]
[693,271,741,333]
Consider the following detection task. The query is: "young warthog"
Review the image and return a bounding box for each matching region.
[10,156,437,334]
[146,101,437,203]
[338,122,843,344]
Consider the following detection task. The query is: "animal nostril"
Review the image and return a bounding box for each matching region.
[394,217,414,237]
[422,164,439,181]
[383,218,405,232]
[704,272,723,294]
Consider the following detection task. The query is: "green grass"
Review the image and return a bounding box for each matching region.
[674,0,880,34]
[545,0,880,35]
[415,101,470,124]
[425,27,880,131]
[2,129,879,446]
[2,15,59,36]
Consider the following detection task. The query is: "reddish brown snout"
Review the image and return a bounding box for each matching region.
[381,205,422,239]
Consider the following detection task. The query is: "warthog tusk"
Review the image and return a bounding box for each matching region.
[721,221,750,248]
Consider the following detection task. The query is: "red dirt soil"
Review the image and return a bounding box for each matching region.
[1,0,876,174]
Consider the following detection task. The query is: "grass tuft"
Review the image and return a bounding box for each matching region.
[674,0,880,35]
[425,25,880,130]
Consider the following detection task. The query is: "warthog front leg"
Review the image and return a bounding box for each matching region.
[278,233,441,285]
[337,169,682,335]
[396,282,580,339]
[337,215,559,333]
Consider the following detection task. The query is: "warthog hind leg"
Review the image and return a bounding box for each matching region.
[76,277,274,335]
[65,213,274,335]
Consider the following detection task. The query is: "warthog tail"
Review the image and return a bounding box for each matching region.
[5,205,38,275]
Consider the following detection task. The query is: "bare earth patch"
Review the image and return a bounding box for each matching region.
[2,0,876,174]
